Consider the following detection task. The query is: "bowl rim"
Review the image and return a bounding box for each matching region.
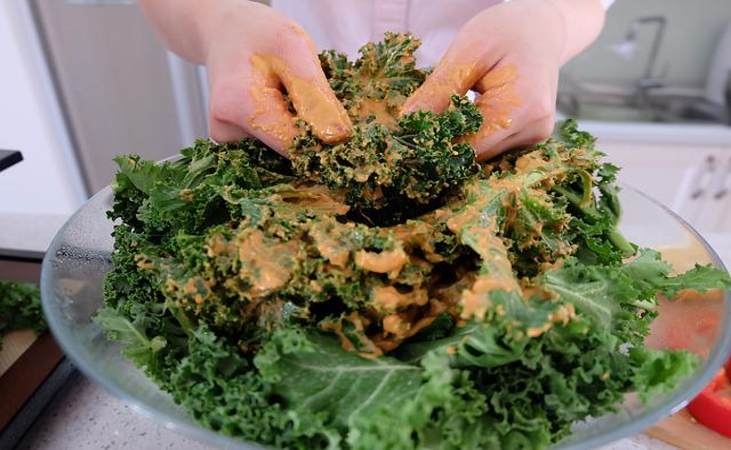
[40,183,731,450]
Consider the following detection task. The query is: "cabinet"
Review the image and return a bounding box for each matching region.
[712,154,731,232]
[598,141,731,234]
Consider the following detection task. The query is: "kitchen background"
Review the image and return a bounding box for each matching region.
[1,1,730,449]
[1,0,730,245]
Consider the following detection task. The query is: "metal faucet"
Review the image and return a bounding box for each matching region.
[613,16,667,87]
[610,16,668,117]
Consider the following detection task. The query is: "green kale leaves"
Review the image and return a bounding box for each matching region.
[98,33,731,450]
[0,281,45,349]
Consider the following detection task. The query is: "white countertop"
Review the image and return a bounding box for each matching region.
[555,117,731,147]
[0,213,69,255]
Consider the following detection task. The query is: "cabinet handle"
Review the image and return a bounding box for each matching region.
[690,155,717,199]
[714,157,731,200]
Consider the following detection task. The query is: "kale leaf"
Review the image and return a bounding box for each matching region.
[0,281,45,349]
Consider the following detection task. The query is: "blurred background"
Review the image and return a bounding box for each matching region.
[0,0,730,260]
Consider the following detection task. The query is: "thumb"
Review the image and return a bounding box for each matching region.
[401,62,484,115]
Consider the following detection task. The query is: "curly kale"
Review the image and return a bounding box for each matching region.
[98,33,731,450]
[109,139,292,237]
[295,33,480,221]
[319,32,426,114]
[0,281,45,348]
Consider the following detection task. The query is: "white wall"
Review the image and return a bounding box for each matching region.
[0,1,85,216]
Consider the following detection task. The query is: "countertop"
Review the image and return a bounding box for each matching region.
[0,213,69,258]
[16,373,678,450]
[553,116,731,147]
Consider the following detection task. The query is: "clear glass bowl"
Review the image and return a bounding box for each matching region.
[41,185,731,450]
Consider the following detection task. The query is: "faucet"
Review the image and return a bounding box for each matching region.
[612,16,667,86]
[611,16,668,116]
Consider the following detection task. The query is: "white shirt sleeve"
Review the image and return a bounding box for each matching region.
[602,0,615,9]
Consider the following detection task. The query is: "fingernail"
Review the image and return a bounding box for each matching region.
[317,121,352,144]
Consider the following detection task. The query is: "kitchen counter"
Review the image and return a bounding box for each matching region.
[15,373,678,450]
[0,213,69,258]
[555,117,731,147]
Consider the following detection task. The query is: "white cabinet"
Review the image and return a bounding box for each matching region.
[598,141,731,234]
[711,153,731,232]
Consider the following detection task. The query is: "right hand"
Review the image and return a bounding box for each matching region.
[199,1,352,155]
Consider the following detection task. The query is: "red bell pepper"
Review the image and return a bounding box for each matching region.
[687,367,731,438]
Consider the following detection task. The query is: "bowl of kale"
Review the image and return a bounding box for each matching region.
[41,34,731,450]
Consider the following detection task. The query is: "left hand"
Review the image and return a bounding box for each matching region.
[402,0,605,160]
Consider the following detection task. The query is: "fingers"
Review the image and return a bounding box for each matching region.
[401,61,485,115]
[266,26,352,144]
[463,65,522,156]
[209,65,298,156]
[401,48,491,115]
[208,22,351,155]
[474,117,555,161]
[467,64,556,160]
[209,118,251,143]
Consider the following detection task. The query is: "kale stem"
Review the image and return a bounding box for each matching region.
[609,228,636,257]
[166,300,195,335]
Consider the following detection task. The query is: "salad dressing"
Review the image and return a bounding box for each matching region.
[354,247,409,276]
[310,222,350,268]
[237,229,297,296]
[356,99,398,128]
[371,286,429,312]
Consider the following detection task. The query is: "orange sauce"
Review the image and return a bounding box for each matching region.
[371,286,429,312]
[236,229,297,296]
[354,247,408,276]
[310,222,350,268]
[356,99,397,128]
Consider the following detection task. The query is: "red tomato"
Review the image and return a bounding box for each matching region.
[687,368,731,438]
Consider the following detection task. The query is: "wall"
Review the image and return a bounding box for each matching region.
[0,1,84,216]
[563,0,731,88]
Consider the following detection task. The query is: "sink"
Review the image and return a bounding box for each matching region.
[560,104,654,122]
[557,82,730,124]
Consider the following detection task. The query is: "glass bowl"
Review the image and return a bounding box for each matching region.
[41,185,731,450]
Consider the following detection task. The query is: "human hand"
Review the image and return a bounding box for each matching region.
[402,0,605,160]
[140,0,352,156]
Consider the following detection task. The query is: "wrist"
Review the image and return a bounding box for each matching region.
[479,0,569,65]
[195,0,235,63]
[196,0,257,63]
[549,0,606,64]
